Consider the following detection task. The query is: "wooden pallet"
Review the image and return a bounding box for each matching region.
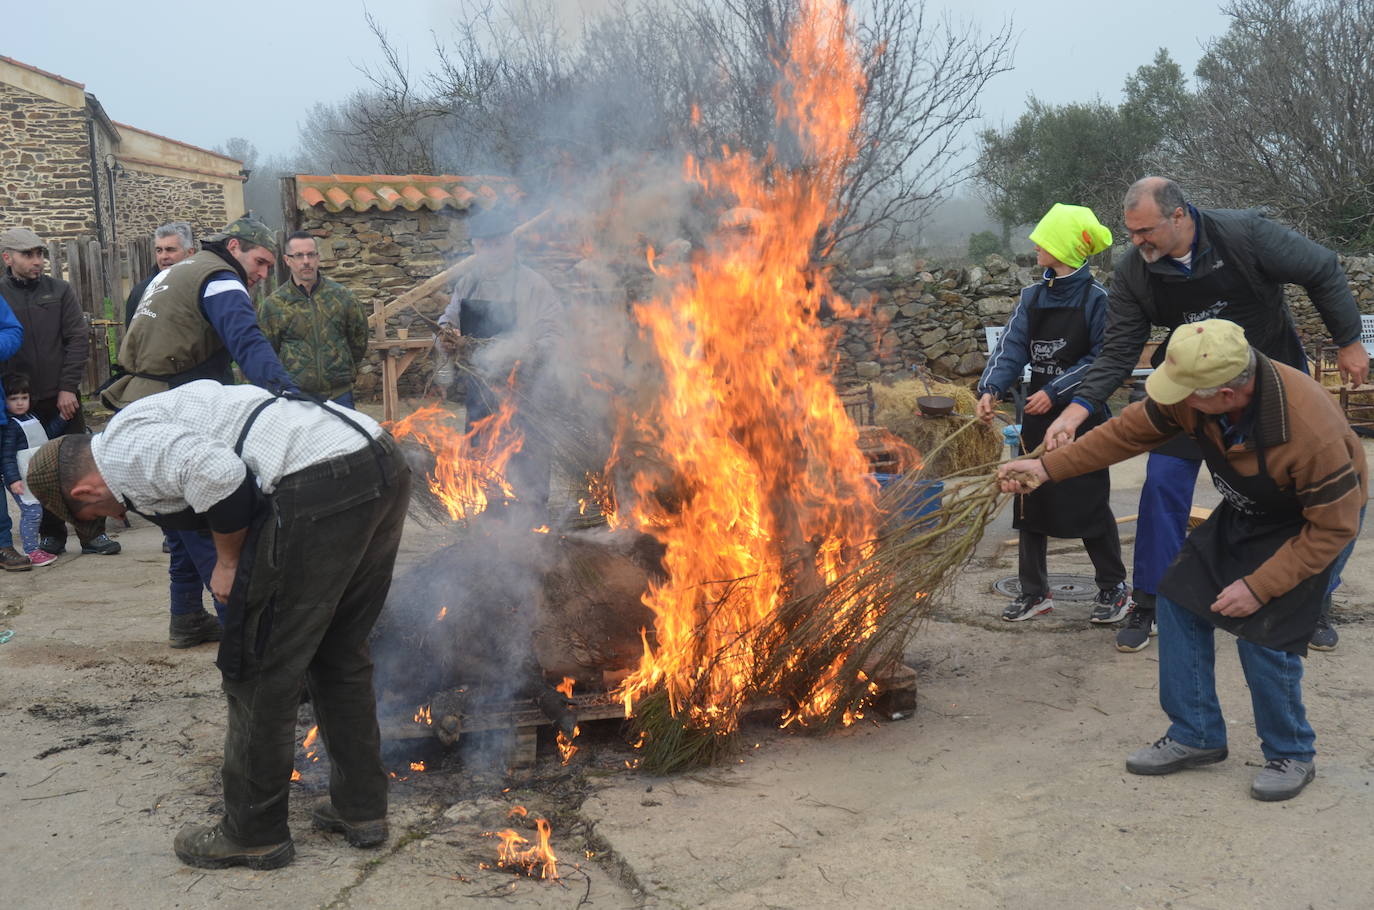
[384,665,919,769]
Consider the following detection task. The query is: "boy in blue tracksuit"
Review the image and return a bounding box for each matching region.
[977,204,1130,623]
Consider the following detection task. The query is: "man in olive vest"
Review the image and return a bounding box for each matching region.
[104,216,298,649]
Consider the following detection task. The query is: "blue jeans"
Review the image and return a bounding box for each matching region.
[167,529,225,619]
[1325,504,1365,597]
[1157,595,1314,761]
[1133,453,1200,596]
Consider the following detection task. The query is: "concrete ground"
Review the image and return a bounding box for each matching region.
[2,441,1372,909]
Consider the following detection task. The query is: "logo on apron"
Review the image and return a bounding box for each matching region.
[1184,301,1230,323]
[1030,338,1067,362]
[1213,473,1260,515]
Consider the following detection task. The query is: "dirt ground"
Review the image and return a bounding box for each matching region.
[3,437,1373,910]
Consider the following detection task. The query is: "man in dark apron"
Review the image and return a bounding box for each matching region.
[1041,177,1366,654]
[1000,320,1365,802]
[24,381,412,867]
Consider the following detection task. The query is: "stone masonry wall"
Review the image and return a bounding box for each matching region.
[0,82,98,242]
[294,204,1374,403]
[826,252,1374,392]
[298,206,468,399]
[116,169,231,244]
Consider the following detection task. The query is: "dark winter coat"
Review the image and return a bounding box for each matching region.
[1073,207,1360,409]
[0,270,88,401]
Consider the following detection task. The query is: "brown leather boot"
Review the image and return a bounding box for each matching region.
[169,610,222,649]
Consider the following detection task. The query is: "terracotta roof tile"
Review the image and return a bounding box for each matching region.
[294,175,519,213]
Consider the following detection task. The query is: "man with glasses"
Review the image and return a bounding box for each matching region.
[258,231,369,408]
[0,226,121,559]
[1044,177,1366,653]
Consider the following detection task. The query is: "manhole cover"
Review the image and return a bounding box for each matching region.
[992,574,1099,602]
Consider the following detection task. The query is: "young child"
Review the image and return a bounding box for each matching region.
[976,204,1130,623]
[1,372,66,567]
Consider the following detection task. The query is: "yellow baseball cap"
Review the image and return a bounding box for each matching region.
[1145,319,1252,405]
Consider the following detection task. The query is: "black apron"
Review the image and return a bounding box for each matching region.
[1015,290,1113,538]
[458,297,516,427]
[1157,390,1333,655]
[1147,260,1307,460]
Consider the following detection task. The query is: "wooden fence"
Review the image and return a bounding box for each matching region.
[39,231,291,399]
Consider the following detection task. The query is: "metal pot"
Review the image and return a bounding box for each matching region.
[917,395,956,417]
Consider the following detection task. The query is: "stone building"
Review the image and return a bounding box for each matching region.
[284,174,529,398]
[0,55,246,247]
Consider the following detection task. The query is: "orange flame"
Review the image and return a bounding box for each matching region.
[556,726,581,765]
[290,769,301,782]
[386,384,525,520]
[303,725,320,762]
[436,606,448,621]
[410,761,425,772]
[486,816,560,880]
[609,0,879,733]
[414,704,432,725]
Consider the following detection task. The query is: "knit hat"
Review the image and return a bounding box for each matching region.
[1028,204,1113,269]
[206,216,278,254]
[25,437,74,525]
[1145,319,1253,405]
[0,227,46,253]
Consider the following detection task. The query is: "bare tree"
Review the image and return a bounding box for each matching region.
[295,0,1014,255]
[1172,0,1374,249]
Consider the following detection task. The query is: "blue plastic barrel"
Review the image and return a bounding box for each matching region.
[871,474,943,528]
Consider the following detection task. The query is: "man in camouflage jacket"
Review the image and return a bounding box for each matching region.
[258,231,369,406]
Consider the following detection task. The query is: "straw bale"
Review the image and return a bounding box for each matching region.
[870,379,1001,476]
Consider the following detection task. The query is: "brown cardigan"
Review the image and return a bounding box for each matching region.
[1042,353,1366,603]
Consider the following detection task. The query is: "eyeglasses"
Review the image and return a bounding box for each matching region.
[285,251,320,261]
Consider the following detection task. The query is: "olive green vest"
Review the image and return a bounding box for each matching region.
[101,251,236,410]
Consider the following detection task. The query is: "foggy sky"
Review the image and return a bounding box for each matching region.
[4,0,1229,167]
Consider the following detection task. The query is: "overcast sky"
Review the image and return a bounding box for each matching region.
[5,0,1231,167]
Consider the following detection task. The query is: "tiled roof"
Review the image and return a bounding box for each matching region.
[295,175,519,213]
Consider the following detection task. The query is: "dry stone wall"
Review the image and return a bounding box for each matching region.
[301,205,1374,403]
[0,82,98,241]
[826,252,1374,392]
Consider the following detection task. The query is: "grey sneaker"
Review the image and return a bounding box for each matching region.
[1115,607,1157,652]
[169,610,222,649]
[1126,735,1228,775]
[1090,582,1132,624]
[1002,593,1053,622]
[1250,758,1315,801]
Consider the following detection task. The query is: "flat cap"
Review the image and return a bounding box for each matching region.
[0,227,46,253]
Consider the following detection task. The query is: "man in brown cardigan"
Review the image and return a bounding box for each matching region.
[1000,319,1365,801]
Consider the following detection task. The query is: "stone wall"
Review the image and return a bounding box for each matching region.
[1287,255,1374,346]
[826,252,1374,392]
[115,168,231,243]
[0,82,98,242]
[297,206,468,399]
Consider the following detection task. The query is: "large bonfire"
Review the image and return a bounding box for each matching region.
[387,0,1007,771]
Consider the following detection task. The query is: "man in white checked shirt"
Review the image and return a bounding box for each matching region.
[25,380,412,869]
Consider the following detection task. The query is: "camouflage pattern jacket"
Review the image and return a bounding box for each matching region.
[257,276,369,399]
